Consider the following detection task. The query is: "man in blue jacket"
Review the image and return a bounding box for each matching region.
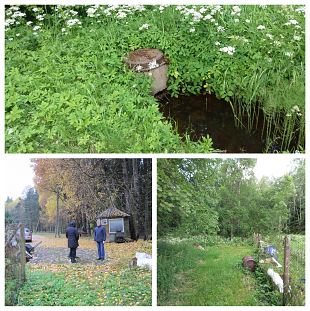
[94,220,106,260]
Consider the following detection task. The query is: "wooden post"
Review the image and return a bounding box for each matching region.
[283,235,290,305]
[19,224,26,284]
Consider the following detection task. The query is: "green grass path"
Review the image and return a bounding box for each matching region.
[158,242,258,306]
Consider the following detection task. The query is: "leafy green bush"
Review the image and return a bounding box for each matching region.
[5,5,305,152]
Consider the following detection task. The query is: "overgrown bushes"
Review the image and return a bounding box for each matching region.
[5,5,305,152]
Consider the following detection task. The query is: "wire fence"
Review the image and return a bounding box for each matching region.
[254,233,305,306]
[5,223,26,306]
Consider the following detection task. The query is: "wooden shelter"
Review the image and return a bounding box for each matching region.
[97,207,130,242]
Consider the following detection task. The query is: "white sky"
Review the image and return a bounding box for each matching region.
[254,157,295,180]
[1,156,298,202]
[2,157,34,202]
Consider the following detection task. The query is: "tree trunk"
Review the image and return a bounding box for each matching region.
[55,188,60,238]
[122,159,137,240]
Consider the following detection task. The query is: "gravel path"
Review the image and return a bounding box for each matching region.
[28,234,109,265]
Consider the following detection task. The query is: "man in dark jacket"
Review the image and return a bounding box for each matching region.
[94,220,106,260]
[66,221,79,263]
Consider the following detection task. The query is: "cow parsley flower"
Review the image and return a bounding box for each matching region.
[139,23,149,30]
[66,19,81,27]
[266,33,273,39]
[116,12,127,19]
[86,7,97,17]
[136,65,143,72]
[257,25,265,30]
[217,26,225,32]
[285,51,293,57]
[293,35,301,41]
[231,6,241,16]
[33,25,41,31]
[189,27,195,33]
[204,14,213,20]
[26,21,33,26]
[219,46,236,55]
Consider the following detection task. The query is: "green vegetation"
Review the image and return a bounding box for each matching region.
[157,159,305,306]
[158,239,259,306]
[5,5,305,152]
[18,267,151,306]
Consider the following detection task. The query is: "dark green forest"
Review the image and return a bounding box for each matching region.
[158,158,305,238]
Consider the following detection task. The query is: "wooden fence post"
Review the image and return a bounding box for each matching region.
[19,224,26,284]
[283,235,290,305]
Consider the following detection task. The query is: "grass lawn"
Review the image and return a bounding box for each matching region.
[158,240,258,306]
[12,235,152,306]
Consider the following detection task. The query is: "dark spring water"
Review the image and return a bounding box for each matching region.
[158,93,265,153]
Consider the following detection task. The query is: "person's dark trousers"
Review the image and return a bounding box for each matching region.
[70,247,77,262]
[96,242,105,259]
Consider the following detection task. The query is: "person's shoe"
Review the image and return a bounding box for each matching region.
[71,259,77,263]
[96,258,101,260]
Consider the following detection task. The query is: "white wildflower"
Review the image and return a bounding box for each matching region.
[16,33,20,37]
[26,21,33,26]
[215,41,221,46]
[12,11,26,18]
[33,25,41,31]
[69,10,78,16]
[219,46,235,55]
[257,25,265,30]
[116,12,127,19]
[266,33,273,39]
[36,14,45,21]
[289,19,298,25]
[189,27,195,33]
[245,19,250,23]
[293,35,301,41]
[8,37,13,41]
[139,23,150,30]
[86,7,97,17]
[32,8,39,12]
[66,19,81,27]
[204,14,213,20]
[285,52,293,57]
[217,26,225,32]
[234,19,239,23]
[231,6,241,16]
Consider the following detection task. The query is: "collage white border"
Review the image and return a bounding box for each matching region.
[0,0,308,310]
